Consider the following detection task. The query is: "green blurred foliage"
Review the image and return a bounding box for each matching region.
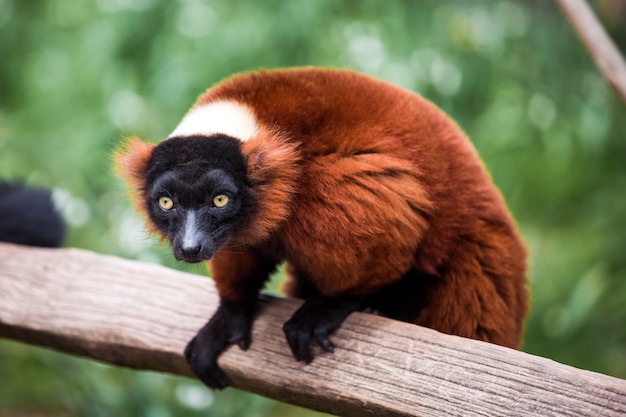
[1,0,625,415]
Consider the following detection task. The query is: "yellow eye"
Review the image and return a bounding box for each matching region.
[213,195,229,208]
[158,196,174,210]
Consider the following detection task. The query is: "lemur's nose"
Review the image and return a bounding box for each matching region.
[179,242,202,259]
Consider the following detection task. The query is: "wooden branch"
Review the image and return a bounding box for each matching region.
[556,0,626,104]
[0,243,625,416]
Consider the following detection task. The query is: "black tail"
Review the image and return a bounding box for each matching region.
[0,181,65,248]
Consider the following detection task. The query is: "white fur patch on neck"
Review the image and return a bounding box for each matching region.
[169,100,259,142]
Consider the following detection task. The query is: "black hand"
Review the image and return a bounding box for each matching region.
[282,295,363,363]
[184,300,254,389]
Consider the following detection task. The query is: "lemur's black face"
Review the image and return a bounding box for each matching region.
[144,135,249,263]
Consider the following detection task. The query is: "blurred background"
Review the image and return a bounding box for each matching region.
[1,0,625,416]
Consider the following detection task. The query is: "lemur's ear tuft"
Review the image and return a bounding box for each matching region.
[114,136,155,189]
[113,136,156,222]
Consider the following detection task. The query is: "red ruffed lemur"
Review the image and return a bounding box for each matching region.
[115,68,528,389]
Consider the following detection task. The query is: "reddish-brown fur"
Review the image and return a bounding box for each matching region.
[116,68,528,349]
[114,137,158,234]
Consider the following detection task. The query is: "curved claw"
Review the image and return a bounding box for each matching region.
[314,327,335,353]
[184,301,254,389]
[184,335,232,389]
[283,295,362,363]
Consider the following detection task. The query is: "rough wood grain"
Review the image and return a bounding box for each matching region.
[556,0,626,104]
[0,243,625,416]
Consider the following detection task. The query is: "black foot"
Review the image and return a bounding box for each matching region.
[283,295,362,363]
[184,301,253,390]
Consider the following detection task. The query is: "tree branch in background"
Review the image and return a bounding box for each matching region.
[556,0,626,105]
